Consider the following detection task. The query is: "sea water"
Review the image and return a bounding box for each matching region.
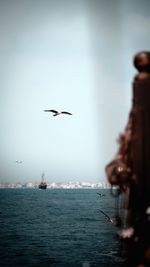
[0,189,126,267]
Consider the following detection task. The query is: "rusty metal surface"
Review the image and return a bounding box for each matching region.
[106,52,150,267]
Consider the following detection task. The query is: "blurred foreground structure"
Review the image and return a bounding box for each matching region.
[106,52,150,267]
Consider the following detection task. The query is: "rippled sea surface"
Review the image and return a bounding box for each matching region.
[0,189,126,267]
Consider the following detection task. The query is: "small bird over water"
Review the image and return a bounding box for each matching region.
[44,109,72,116]
[97,192,105,197]
[99,210,114,223]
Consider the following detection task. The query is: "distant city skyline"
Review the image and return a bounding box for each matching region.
[0,180,110,189]
[0,0,150,184]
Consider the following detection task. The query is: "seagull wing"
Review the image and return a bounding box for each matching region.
[99,210,111,220]
[61,111,72,115]
[44,110,58,113]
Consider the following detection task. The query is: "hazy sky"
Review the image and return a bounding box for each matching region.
[0,0,150,184]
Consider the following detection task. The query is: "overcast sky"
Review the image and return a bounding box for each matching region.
[0,0,150,184]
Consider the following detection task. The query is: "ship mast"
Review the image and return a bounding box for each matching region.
[41,172,45,183]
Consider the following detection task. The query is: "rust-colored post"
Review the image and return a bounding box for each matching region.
[106,52,150,267]
[125,52,150,266]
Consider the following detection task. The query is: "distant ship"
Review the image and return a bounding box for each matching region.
[38,173,47,189]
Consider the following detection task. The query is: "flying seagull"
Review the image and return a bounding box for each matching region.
[99,210,114,223]
[44,109,72,116]
[15,160,23,164]
[97,192,105,197]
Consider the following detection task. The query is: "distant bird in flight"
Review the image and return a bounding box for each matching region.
[99,210,114,223]
[44,109,72,116]
[97,192,105,197]
[15,160,23,164]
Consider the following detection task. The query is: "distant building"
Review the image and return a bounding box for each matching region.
[26,182,34,188]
